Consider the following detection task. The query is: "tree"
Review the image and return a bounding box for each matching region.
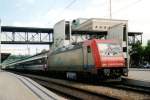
[129,41,144,67]
[144,40,150,63]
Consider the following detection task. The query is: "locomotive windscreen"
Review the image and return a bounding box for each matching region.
[97,43,122,57]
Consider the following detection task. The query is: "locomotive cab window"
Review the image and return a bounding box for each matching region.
[97,43,122,56]
[87,46,91,53]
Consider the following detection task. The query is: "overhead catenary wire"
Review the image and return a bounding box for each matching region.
[45,0,57,14]
[48,0,108,25]
[50,0,77,21]
[63,0,77,9]
[56,0,77,18]
[112,0,143,15]
[49,0,142,25]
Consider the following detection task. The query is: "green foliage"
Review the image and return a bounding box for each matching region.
[147,40,150,46]
[130,40,150,67]
[130,41,144,66]
[144,41,150,63]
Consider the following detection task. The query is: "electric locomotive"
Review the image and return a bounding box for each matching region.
[47,39,128,80]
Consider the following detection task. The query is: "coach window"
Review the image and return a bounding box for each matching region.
[87,46,91,53]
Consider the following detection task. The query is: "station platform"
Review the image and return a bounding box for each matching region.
[0,70,65,100]
[128,68,150,82]
[123,68,150,87]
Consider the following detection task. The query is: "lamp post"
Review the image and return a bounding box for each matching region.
[109,0,112,19]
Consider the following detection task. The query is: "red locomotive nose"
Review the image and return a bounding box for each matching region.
[101,56,125,68]
[94,40,125,68]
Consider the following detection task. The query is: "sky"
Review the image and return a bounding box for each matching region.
[0,0,150,54]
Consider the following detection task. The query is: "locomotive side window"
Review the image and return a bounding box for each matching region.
[87,46,91,53]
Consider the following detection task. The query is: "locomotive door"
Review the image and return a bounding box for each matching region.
[83,46,88,69]
[83,46,91,69]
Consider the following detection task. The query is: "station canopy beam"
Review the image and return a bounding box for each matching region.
[72,30,107,35]
[71,30,108,40]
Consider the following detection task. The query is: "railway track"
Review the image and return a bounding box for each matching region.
[22,74,115,100]
[101,82,150,95]
[16,73,150,100]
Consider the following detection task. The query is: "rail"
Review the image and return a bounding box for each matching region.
[18,73,150,100]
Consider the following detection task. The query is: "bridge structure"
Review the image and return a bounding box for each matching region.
[1,26,53,45]
[128,32,143,45]
[0,26,142,45]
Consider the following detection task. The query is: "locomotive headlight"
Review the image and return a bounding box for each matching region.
[104,69,110,76]
[102,63,107,67]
